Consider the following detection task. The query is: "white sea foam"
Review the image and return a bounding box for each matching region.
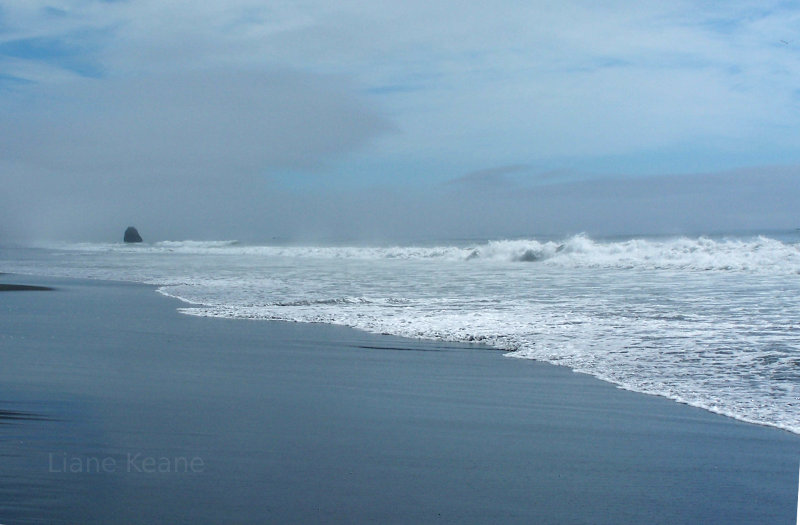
[6,233,800,434]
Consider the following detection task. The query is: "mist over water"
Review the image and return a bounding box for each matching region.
[3,232,799,434]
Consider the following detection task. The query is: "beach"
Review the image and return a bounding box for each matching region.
[1,275,798,524]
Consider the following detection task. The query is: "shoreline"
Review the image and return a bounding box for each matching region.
[164,280,800,438]
[1,274,798,523]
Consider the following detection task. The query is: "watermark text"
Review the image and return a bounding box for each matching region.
[48,452,205,474]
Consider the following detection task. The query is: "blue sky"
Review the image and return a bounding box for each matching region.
[1,1,799,240]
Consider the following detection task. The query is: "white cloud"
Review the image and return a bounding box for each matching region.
[0,69,392,179]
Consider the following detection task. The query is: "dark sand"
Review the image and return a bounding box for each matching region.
[0,284,53,292]
[0,276,798,524]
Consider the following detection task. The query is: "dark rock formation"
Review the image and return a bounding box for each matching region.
[0,284,53,291]
[124,226,143,243]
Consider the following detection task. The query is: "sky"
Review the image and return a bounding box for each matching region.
[1,0,799,242]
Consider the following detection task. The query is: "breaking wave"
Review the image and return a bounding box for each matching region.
[41,234,800,273]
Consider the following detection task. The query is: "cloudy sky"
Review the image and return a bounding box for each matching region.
[1,1,799,241]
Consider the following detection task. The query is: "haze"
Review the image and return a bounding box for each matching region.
[1,1,799,242]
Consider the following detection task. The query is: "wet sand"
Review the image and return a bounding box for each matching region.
[0,275,798,524]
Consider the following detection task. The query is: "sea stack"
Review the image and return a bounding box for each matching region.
[124,226,143,243]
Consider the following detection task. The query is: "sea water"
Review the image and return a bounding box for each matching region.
[2,232,799,434]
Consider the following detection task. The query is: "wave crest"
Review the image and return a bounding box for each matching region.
[40,234,800,273]
[469,235,800,272]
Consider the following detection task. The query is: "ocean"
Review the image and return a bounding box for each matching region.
[2,231,799,434]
